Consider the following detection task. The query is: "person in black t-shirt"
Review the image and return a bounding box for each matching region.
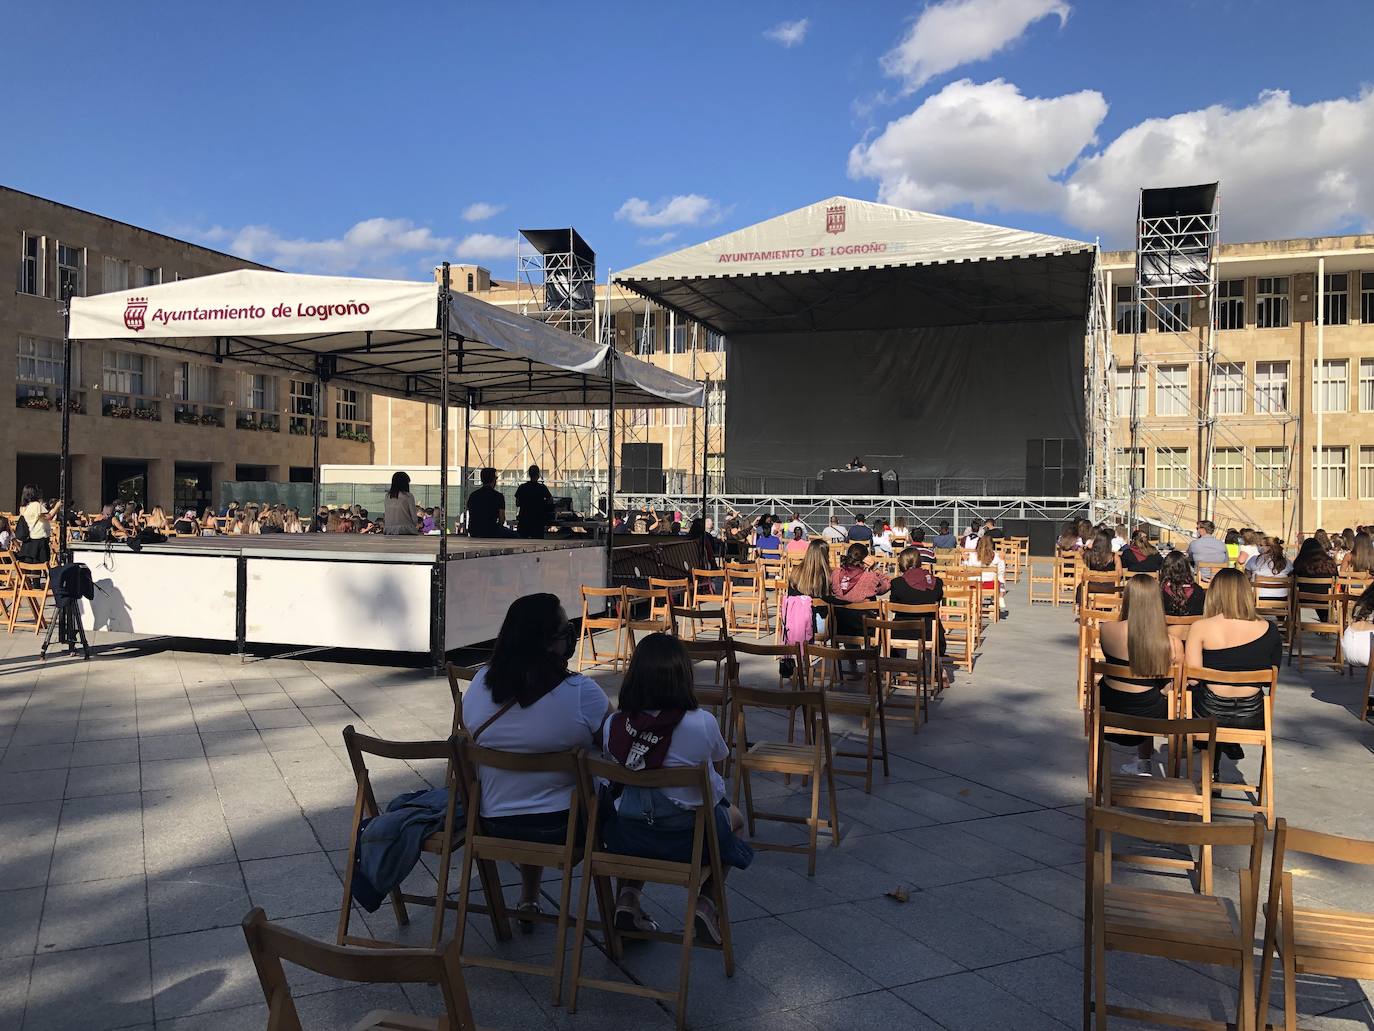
[847,513,875,545]
[513,465,554,539]
[466,467,516,539]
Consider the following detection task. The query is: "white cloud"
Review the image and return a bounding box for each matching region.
[848,78,1106,213]
[764,18,809,48]
[461,201,505,222]
[638,231,678,246]
[882,0,1069,93]
[453,232,516,262]
[1064,88,1374,242]
[200,217,455,276]
[615,194,722,228]
[850,81,1374,243]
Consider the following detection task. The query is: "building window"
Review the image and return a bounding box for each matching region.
[136,265,162,288]
[1212,447,1244,493]
[634,314,654,356]
[57,243,84,299]
[670,321,690,354]
[1114,367,1145,419]
[289,379,315,435]
[1114,285,1144,334]
[1313,445,1348,500]
[706,381,725,427]
[1362,272,1374,325]
[102,256,129,294]
[1255,276,1289,329]
[1154,364,1189,417]
[1361,359,1374,412]
[1314,358,1348,413]
[663,406,688,428]
[1210,362,1245,416]
[1154,294,1189,333]
[175,363,218,403]
[1254,447,1288,501]
[1253,361,1289,414]
[1154,447,1191,492]
[238,373,278,431]
[1114,448,1144,494]
[16,336,81,409]
[1323,273,1349,326]
[1361,447,1374,500]
[102,350,158,419]
[466,272,474,291]
[335,387,369,441]
[705,330,726,353]
[1215,279,1245,330]
[19,233,43,295]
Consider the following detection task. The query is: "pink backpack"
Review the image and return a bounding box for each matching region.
[781,594,815,646]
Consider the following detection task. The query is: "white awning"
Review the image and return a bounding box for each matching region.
[68,268,702,409]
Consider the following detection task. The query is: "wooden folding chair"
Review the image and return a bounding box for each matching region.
[724,562,766,636]
[1335,571,1373,631]
[1088,694,1221,893]
[680,637,739,762]
[1183,665,1279,826]
[1253,578,1294,644]
[648,577,689,623]
[864,614,934,731]
[669,602,727,642]
[939,587,978,673]
[731,681,840,875]
[1077,611,1117,726]
[758,557,786,632]
[570,754,734,1031]
[1028,556,1056,604]
[0,549,18,623]
[1196,561,1228,585]
[1288,577,1342,671]
[1165,613,1201,642]
[337,727,505,950]
[803,642,888,793]
[1055,552,1081,605]
[576,585,627,673]
[445,662,482,734]
[624,587,672,649]
[8,561,51,634]
[1258,819,1374,1031]
[884,600,943,692]
[453,738,604,1006]
[690,568,727,612]
[243,907,482,1031]
[1083,803,1265,1031]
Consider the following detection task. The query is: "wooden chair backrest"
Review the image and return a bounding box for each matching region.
[14,561,49,589]
[1088,801,1264,853]
[669,603,728,639]
[1164,614,1201,629]
[445,663,482,708]
[242,907,476,1031]
[1183,664,1278,699]
[692,568,727,596]
[1294,576,1338,602]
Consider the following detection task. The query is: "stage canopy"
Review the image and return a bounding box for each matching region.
[68,268,702,410]
[613,197,1098,489]
[614,196,1095,334]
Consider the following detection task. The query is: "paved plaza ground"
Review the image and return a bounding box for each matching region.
[1,594,1373,1029]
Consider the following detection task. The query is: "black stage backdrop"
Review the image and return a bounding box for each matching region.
[724,321,1085,484]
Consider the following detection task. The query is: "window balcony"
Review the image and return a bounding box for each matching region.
[288,415,315,436]
[335,421,371,444]
[236,409,280,432]
[103,394,160,422]
[16,384,85,414]
[173,403,225,428]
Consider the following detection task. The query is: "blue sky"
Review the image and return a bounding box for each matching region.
[4,1,1372,278]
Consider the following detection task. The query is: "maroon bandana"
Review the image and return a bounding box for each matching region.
[606,710,685,771]
[901,567,937,592]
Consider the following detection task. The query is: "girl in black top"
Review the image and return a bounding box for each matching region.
[1159,550,1205,617]
[1120,530,1164,573]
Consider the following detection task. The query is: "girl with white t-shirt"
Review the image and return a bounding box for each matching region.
[461,593,611,927]
[599,633,752,945]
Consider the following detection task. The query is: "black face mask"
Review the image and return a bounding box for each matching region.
[559,621,576,661]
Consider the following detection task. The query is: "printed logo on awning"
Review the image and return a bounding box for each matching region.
[124,297,148,332]
[825,204,846,235]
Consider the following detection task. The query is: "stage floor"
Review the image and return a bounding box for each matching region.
[72,533,599,564]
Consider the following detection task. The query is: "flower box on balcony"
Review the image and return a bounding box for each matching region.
[20,395,52,411]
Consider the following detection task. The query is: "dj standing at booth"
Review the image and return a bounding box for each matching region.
[514,465,554,540]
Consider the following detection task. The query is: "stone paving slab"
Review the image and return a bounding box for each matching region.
[2,594,1373,1028]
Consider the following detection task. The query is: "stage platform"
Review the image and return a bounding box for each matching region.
[70,534,606,660]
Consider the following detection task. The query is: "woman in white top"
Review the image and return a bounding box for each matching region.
[598,633,751,943]
[17,484,60,564]
[965,532,1008,613]
[1341,584,1374,670]
[1244,536,1293,601]
[382,471,420,535]
[461,593,611,925]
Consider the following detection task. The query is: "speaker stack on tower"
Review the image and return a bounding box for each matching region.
[620,443,665,493]
[1025,438,1080,496]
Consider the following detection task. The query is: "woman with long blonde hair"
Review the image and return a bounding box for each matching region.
[1098,574,1180,775]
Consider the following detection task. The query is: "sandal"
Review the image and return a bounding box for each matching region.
[614,891,660,934]
[514,900,542,934]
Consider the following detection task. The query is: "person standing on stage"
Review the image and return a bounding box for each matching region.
[467,467,517,539]
[515,465,554,540]
[383,471,420,536]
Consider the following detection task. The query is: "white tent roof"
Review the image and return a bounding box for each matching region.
[613,196,1095,335]
[68,268,703,409]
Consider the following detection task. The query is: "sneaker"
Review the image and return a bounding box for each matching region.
[1118,759,1152,777]
[693,895,722,946]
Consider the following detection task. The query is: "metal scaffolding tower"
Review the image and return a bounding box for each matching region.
[1122,184,1297,538]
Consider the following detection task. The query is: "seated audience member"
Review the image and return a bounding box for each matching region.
[1334,528,1356,564]
[199,509,218,534]
[145,506,170,533]
[1120,529,1163,572]
[460,593,611,924]
[1314,528,1335,557]
[931,521,957,550]
[1237,529,1262,566]
[785,525,809,557]
[846,513,875,546]
[1110,524,1128,553]
[84,503,124,543]
[1245,536,1293,601]
[1184,568,1283,771]
[0,514,12,551]
[259,510,285,534]
[1340,530,1374,575]
[422,508,437,533]
[722,513,749,557]
[1224,528,1241,565]
[890,516,909,544]
[965,532,1008,614]
[890,547,947,681]
[909,529,936,563]
[783,539,832,644]
[1340,583,1374,671]
[1159,550,1205,623]
[1075,518,1094,548]
[1055,522,1080,553]
[1293,536,1339,621]
[323,512,340,534]
[173,510,197,535]
[753,517,781,555]
[466,467,517,539]
[830,543,890,675]
[383,472,419,536]
[598,633,752,939]
[821,516,848,544]
[1187,519,1228,567]
[874,522,894,556]
[960,522,981,550]
[1099,574,1180,776]
[284,509,303,534]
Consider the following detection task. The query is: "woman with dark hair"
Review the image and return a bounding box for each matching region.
[830,543,890,677]
[1159,549,1205,624]
[1340,531,1374,575]
[461,593,611,925]
[1314,529,1335,557]
[382,470,419,536]
[1055,521,1079,553]
[598,633,752,942]
[1245,536,1293,602]
[17,484,61,565]
[1084,528,1121,575]
[1294,537,1338,579]
[1120,529,1163,573]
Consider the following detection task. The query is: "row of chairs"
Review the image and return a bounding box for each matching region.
[0,552,54,635]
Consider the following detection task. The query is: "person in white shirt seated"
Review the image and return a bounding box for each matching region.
[964,533,1008,614]
[461,592,612,927]
[1341,583,1374,671]
[1244,536,1293,601]
[821,516,848,544]
[1111,524,1128,553]
[598,633,752,943]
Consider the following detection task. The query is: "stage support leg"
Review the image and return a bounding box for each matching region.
[699,376,710,567]
[311,370,322,518]
[605,348,616,593]
[434,264,452,675]
[235,554,248,662]
[58,293,73,645]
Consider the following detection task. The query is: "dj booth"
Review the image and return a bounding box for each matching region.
[818,470,889,495]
